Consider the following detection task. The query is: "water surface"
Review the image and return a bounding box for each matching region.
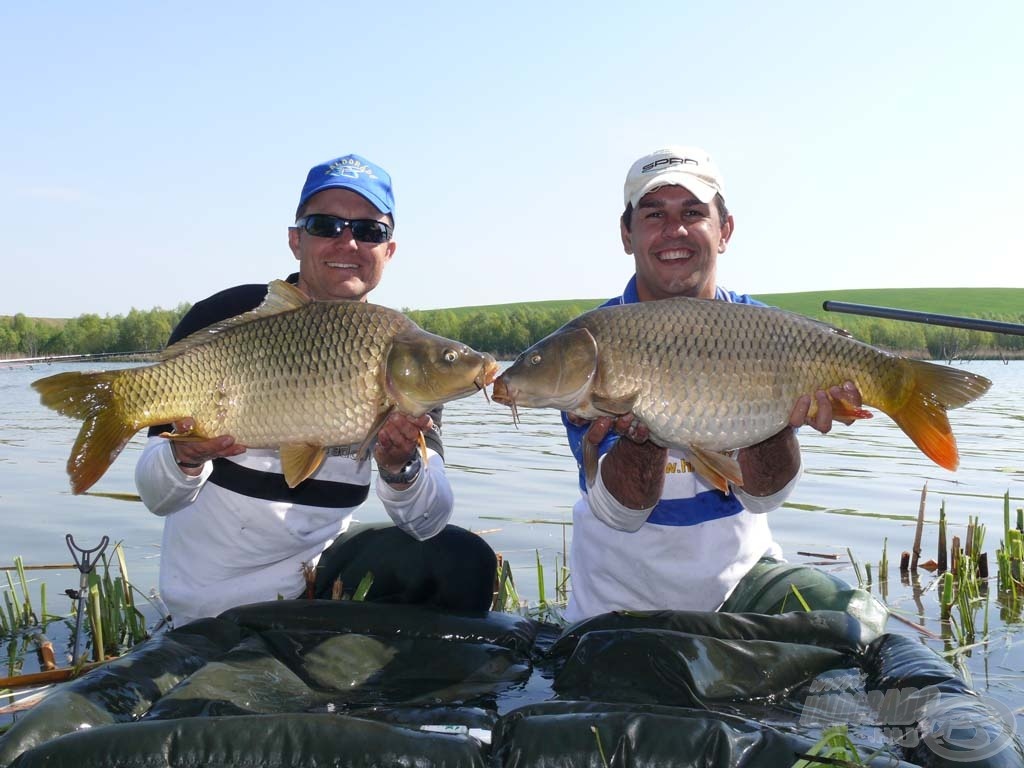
[2,359,1022,724]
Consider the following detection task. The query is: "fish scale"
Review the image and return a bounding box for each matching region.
[113,302,398,448]
[493,297,992,489]
[32,281,499,494]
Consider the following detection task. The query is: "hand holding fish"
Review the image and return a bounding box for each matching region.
[168,419,246,476]
[568,381,863,504]
[789,382,863,432]
[571,379,863,446]
[374,412,433,483]
[567,412,651,445]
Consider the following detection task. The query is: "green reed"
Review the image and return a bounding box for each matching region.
[85,543,149,659]
[995,491,1024,623]
[493,548,569,624]
[2,544,153,668]
[790,724,871,767]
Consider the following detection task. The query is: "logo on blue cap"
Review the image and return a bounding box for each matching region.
[326,157,378,181]
[297,153,395,219]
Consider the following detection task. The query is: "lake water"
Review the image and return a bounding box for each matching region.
[2,359,1023,724]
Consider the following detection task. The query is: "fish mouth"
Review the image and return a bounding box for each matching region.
[476,359,501,390]
[490,376,511,404]
[490,378,520,426]
[474,359,501,404]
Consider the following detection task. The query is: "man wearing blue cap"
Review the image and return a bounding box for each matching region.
[134,154,495,626]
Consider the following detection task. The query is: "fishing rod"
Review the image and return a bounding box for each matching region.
[822,301,1024,337]
[2,350,159,365]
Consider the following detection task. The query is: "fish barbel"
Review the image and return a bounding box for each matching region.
[491,297,992,492]
[33,280,500,494]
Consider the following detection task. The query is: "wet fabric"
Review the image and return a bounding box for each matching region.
[2,599,1020,767]
[492,701,918,768]
[721,557,890,636]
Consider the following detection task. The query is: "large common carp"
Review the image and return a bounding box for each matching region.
[33,280,500,494]
[491,297,992,492]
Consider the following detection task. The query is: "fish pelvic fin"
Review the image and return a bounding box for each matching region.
[280,444,327,488]
[32,370,139,495]
[824,397,873,424]
[686,445,744,495]
[886,361,992,472]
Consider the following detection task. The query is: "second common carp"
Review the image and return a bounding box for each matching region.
[33,280,500,494]
[491,297,992,492]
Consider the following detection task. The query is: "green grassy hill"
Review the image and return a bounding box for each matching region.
[426,287,1022,322]
[753,287,1023,321]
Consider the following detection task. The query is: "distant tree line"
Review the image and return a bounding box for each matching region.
[0,305,191,358]
[807,312,1024,361]
[405,303,600,359]
[2,301,1021,361]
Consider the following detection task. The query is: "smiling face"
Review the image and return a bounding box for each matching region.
[621,185,733,301]
[289,187,396,302]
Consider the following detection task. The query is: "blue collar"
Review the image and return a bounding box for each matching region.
[612,275,733,306]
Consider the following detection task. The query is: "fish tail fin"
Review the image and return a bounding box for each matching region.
[886,360,992,472]
[32,370,139,494]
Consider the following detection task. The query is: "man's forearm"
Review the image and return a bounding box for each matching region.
[736,428,801,497]
[600,438,668,509]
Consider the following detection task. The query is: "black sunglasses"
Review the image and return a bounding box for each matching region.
[294,214,392,244]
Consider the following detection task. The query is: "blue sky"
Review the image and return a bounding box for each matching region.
[2,2,1021,319]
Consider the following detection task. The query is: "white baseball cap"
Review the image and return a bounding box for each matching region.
[623,145,725,208]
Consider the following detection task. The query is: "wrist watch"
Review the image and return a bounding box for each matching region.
[378,453,422,485]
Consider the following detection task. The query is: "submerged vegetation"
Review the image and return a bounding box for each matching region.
[1,543,154,690]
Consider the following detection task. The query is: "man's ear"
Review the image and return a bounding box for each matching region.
[718,214,735,253]
[288,227,301,260]
[620,217,633,255]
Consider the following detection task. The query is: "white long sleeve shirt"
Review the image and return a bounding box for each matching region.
[136,437,453,626]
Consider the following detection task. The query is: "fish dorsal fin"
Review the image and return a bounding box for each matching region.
[161,281,311,360]
[799,312,855,339]
[279,443,327,488]
[254,279,312,315]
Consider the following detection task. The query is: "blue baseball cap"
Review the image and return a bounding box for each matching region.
[296,154,395,219]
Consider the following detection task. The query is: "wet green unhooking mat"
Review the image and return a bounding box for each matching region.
[1,597,1021,766]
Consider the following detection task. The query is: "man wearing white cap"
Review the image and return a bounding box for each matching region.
[561,146,862,622]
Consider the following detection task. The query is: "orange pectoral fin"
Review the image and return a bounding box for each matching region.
[686,446,744,495]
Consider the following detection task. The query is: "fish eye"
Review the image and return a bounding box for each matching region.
[443,349,458,363]
[529,353,542,366]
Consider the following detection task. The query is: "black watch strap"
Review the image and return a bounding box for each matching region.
[377,453,422,485]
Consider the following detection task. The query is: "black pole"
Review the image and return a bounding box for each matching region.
[822,301,1024,337]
